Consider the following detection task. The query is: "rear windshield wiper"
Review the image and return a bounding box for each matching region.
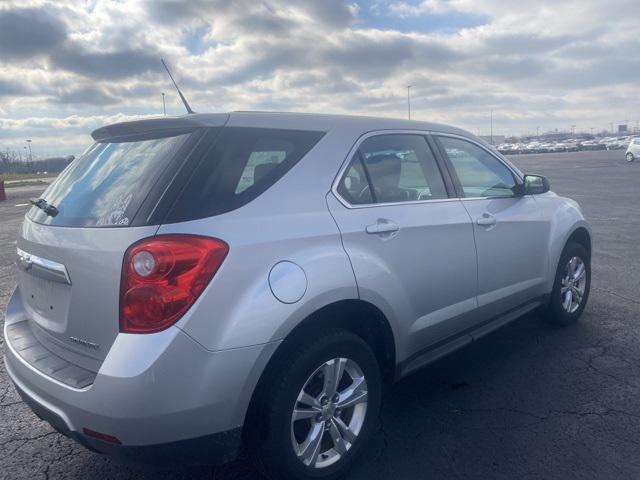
[30,198,59,217]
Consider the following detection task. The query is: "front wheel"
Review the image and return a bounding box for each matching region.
[627,152,635,162]
[540,242,591,325]
[250,330,382,480]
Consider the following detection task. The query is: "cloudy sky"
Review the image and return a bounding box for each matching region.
[1,0,639,157]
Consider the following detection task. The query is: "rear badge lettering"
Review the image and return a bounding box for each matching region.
[69,336,100,350]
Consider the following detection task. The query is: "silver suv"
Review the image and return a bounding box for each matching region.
[4,112,591,480]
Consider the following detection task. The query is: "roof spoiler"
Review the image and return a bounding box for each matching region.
[91,114,229,142]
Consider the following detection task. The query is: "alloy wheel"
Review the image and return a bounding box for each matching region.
[290,357,368,469]
[561,256,587,313]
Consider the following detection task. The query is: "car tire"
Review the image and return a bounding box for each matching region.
[250,330,382,480]
[540,242,591,325]
[627,152,635,162]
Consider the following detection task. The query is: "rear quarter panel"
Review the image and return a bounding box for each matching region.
[157,127,362,352]
[158,208,358,351]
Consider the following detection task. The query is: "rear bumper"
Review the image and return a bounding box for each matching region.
[13,378,241,464]
[3,301,280,464]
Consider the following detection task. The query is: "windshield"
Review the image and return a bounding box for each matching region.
[28,132,191,227]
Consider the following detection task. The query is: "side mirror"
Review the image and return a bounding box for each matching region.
[521,174,550,195]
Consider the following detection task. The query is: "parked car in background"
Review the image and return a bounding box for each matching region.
[578,140,606,151]
[4,112,592,480]
[561,141,579,152]
[626,137,640,162]
[599,137,616,149]
[600,137,630,150]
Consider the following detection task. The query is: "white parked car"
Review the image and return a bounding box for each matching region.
[626,137,640,162]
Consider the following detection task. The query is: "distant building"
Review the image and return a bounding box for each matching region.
[478,135,506,145]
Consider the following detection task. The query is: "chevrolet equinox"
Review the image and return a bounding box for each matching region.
[4,112,591,480]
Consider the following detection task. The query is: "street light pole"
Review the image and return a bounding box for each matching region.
[25,139,33,172]
[162,93,166,116]
[490,109,493,145]
[25,139,32,162]
[407,85,412,120]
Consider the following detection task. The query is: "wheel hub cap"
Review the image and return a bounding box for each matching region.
[290,357,368,469]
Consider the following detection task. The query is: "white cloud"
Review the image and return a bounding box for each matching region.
[0,0,639,157]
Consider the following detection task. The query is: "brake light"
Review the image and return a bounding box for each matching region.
[120,235,228,334]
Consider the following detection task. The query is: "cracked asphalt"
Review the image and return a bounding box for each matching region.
[1,149,639,479]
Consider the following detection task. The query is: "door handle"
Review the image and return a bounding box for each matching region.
[366,220,399,235]
[476,214,496,226]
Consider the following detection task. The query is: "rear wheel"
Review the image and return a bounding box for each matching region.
[627,152,635,162]
[250,330,381,480]
[540,242,590,325]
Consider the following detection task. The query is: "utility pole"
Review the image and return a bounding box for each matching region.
[25,139,33,172]
[490,109,493,145]
[25,139,32,162]
[407,86,412,120]
[162,93,166,116]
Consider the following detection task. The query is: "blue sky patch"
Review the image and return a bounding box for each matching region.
[183,27,215,55]
[355,0,488,33]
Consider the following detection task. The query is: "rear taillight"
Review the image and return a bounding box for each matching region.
[120,235,228,334]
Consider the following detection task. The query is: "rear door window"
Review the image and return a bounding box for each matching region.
[27,132,192,227]
[337,134,448,205]
[336,155,373,205]
[166,127,325,222]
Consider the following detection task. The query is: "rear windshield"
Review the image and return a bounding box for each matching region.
[28,132,191,227]
[165,127,325,223]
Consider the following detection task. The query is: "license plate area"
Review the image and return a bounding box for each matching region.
[19,271,71,334]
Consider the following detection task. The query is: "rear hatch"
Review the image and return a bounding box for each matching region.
[14,115,326,372]
[15,122,210,370]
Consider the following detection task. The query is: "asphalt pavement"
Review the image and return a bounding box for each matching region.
[1,149,639,479]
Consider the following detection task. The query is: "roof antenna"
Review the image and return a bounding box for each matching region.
[161,58,194,114]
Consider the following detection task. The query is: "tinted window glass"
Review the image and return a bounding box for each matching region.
[27,133,191,227]
[337,154,372,205]
[167,127,325,222]
[235,149,287,194]
[356,134,447,204]
[438,136,516,198]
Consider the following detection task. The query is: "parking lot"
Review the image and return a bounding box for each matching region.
[1,149,639,480]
